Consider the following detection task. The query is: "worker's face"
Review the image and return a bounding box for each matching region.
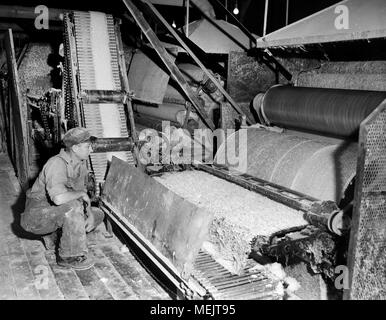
[72,141,93,160]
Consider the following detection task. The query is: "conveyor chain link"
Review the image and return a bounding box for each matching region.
[192,251,281,300]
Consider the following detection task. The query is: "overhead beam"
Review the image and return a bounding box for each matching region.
[144,0,253,124]
[0,0,194,21]
[149,0,184,5]
[0,22,24,32]
[0,5,64,21]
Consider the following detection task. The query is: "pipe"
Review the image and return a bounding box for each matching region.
[92,137,134,153]
[260,85,386,138]
[81,90,125,104]
[285,0,289,26]
[263,0,269,36]
[303,201,352,236]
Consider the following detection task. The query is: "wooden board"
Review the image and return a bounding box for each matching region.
[45,251,90,300]
[6,236,41,299]
[75,267,114,300]
[0,251,17,299]
[89,246,138,300]
[101,157,214,278]
[100,244,167,299]
[20,239,65,300]
[4,29,29,190]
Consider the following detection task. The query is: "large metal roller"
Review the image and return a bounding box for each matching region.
[260,85,386,138]
[215,128,357,204]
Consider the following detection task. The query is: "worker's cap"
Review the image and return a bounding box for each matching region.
[62,127,97,148]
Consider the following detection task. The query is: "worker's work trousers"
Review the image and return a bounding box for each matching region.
[21,197,104,258]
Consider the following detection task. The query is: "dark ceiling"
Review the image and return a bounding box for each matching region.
[0,0,343,36]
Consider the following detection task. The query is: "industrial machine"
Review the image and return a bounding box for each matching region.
[32,0,385,300]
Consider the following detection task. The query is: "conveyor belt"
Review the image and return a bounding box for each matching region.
[73,11,121,91]
[68,11,135,189]
[192,251,281,300]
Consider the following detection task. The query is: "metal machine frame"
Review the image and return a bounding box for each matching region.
[345,99,386,300]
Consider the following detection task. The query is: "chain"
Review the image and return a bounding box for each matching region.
[63,13,77,128]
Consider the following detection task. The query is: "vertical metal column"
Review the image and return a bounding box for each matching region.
[263,0,269,36]
[285,0,289,25]
[185,0,190,36]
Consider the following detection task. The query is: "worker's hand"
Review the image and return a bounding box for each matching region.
[81,192,91,209]
[85,212,95,233]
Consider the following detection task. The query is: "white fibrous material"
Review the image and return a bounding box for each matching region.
[285,277,301,293]
[265,262,287,281]
[90,12,115,90]
[154,170,308,274]
[120,245,130,253]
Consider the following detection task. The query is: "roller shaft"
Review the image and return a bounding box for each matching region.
[261,85,386,138]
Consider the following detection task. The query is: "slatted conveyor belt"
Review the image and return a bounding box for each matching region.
[64,11,135,192]
[192,251,281,300]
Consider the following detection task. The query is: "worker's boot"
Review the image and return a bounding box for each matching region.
[42,231,58,251]
[57,255,94,270]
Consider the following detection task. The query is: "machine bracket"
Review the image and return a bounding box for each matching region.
[252,225,341,279]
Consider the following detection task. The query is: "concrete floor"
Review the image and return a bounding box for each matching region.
[0,152,171,300]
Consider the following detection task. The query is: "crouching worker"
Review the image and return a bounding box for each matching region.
[21,127,105,270]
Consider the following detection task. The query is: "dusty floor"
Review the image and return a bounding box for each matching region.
[0,153,171,300]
